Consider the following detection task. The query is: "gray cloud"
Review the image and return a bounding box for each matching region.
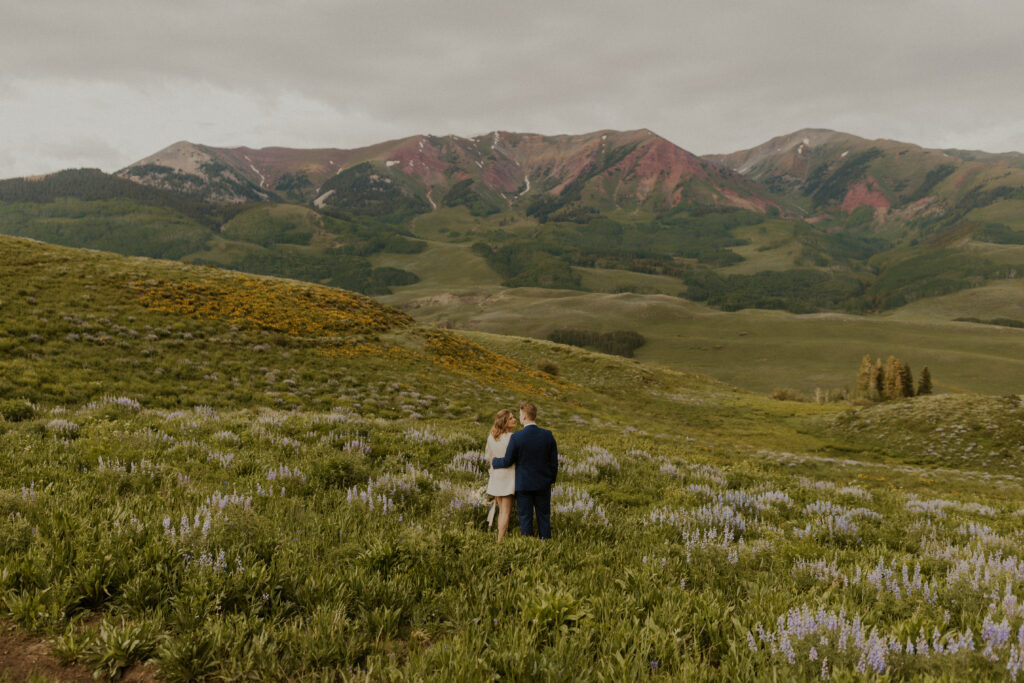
[2,0,1023,178]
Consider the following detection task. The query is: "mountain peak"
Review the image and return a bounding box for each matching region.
[707,127,1024,226]
[124,141,209,173]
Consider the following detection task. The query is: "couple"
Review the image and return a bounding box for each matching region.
[485,401,559,542]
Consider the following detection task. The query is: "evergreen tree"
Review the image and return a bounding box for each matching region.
[898,362,915,398]
[883,356,900,400]
[871,358,884,401]
[893,361,908,399]
[856,354,874,396]
[917,366,933,395]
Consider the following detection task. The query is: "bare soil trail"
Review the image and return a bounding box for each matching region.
[0,620,91,682]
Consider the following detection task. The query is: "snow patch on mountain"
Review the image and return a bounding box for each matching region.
[313,190,335,208]
[244,156,267,189]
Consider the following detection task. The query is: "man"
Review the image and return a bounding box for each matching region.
[491,401,558,539]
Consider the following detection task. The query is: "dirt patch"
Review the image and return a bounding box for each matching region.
[841,176,891,217]
[0,620,92,682]
[121,663,158,682]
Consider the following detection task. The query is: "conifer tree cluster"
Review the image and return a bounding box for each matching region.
[856,355,933,401]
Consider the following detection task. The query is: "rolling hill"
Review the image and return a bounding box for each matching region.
[2,235,1024,680]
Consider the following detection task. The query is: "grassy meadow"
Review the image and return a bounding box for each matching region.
[2,235,1024,680]
[378,277,1024,396]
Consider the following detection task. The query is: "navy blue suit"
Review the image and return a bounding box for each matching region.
[492,424,558,538]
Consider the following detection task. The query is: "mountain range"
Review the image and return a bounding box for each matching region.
[117,129,778,215]
[2,126,1023,315]
[113,127,1024,230]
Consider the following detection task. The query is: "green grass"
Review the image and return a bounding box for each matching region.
[409,206,540,241]
[965,199,1024,228]
[719,220,802,274]
[574,267,684,294]
[966,240,1024,266]
[183,235,268,265]
[371,240,504,295]
[379,284,1024,396]
[219,204,324,247]
[4,236,1024,680]
[891,279,1024,321]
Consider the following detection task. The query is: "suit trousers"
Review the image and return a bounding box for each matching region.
[516,488,551,539]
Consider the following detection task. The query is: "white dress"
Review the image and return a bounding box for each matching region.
[485,432,516,496]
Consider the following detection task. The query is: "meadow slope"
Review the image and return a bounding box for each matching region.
[2,236,1024,680]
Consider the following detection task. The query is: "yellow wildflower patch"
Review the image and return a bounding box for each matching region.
[134,274,570,397]
[421,329,573,398]
[320,342,416,361]
[136,277,412,335]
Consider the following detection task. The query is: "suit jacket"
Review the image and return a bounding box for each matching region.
[491,424,558,491]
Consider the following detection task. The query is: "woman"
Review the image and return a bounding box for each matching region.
[485,409,517,542]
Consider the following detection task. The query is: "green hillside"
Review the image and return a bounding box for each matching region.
[709,131,1024,293]
[0,184,423,295]
[2,236,1024,680]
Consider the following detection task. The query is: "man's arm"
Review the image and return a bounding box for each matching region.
[548,434,558,483]
[492,434,519,469]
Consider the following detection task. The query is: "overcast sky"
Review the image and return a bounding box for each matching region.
[2,0,1024,178]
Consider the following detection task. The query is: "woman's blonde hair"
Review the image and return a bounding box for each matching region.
[490,409,515,439]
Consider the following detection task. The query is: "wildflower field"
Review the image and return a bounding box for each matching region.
[2,236,1024,680]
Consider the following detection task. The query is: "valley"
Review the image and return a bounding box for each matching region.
[2,126,1024,397]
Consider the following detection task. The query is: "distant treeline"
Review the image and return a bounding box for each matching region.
[190,251,419,295]
[683,269,865,313]
[954,317,1024,329]
[547,329,646,358]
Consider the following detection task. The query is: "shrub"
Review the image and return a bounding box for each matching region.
[85,618,159,680]
[46,418,80,439]
[310,452,371,489]
[0,398,35,422]
[771,388,808,402]
[536,359,560,376]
